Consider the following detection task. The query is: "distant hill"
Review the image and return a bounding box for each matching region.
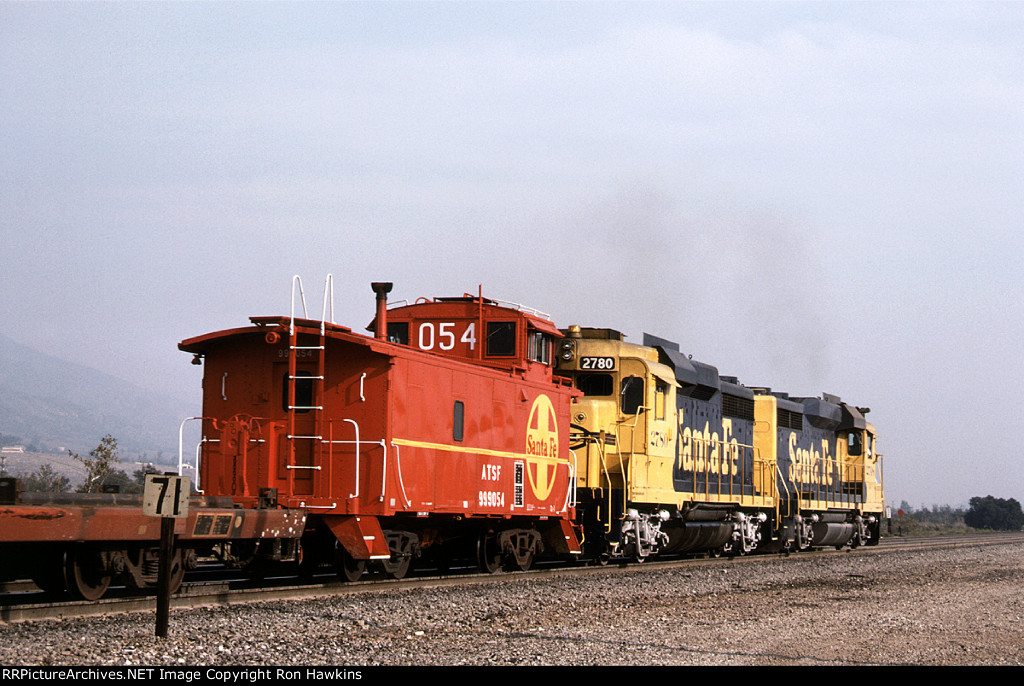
[0,333,196,457]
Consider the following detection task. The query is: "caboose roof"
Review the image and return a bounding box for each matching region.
[178,316,381,355]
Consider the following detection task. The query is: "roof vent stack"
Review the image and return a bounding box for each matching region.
[371,282,393,340]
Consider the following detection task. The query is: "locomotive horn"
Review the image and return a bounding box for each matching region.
[372,282,393,340]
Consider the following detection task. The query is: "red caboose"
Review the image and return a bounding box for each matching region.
[179,281,582,579]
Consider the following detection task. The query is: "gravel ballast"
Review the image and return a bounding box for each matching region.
[2,541,1023,666]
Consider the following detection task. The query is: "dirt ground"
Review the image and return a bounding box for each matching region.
[1,540,1022,666]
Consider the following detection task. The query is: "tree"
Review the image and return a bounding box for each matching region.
[18,463,72,493]
[73,434,122,493]
[124,464,160,494]
[964,495,1024,531]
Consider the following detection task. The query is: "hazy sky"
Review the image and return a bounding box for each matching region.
[3,2,1022,508]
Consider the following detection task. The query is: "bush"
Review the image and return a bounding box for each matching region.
[964,495,1024,531]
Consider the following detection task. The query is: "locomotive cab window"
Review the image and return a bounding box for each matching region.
[486,321,517,357]
[655,380,667,420]
[620,376,645,415]
[577,373,613,396]
[848,431,863,456]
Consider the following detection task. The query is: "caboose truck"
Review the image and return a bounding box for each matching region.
[555,328,884,561]
[178,279,582,581]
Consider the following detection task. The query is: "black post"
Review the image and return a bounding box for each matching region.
[156,515,175,637]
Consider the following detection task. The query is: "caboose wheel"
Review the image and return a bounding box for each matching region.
[64,546,112,601]
[335,545,366,582]
[506,549,534,572]
[382,557,410,579]
[477,531,501,574]
[380,532,416,580]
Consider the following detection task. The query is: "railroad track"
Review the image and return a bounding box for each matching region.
[4,531,1023,624]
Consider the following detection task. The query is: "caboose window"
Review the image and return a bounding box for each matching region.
[453,401,465,442]
[527,331,552,365]
[387,321,409,345]
[486,321,516,357]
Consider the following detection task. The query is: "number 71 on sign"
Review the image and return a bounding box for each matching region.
[143,474,191,518]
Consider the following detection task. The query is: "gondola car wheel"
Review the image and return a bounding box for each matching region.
[31,548,69,595]
[65,546,112,601]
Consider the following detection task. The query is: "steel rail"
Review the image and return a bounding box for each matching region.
[4,531,1023,624]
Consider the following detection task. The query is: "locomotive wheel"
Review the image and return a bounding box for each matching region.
[477,531,501,574]
[64,547,112,601]
[335,545,366,582]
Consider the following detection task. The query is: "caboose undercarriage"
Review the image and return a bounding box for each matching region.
[297,512,575,580]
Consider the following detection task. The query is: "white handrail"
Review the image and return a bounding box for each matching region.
[178,416,203,486]
[290,275,308,336]
[321,273,335,332]
[390,441,411,507]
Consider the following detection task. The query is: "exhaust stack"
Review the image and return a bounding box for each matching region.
[371,282,393,340]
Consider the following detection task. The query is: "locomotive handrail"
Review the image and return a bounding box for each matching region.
[579,431,615,534]
[679,433,762,500]
[788,453,848,506]
[566,450,578,513]
[775,463,793,518]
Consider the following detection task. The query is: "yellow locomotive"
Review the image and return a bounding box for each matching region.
[557,327,884,561]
